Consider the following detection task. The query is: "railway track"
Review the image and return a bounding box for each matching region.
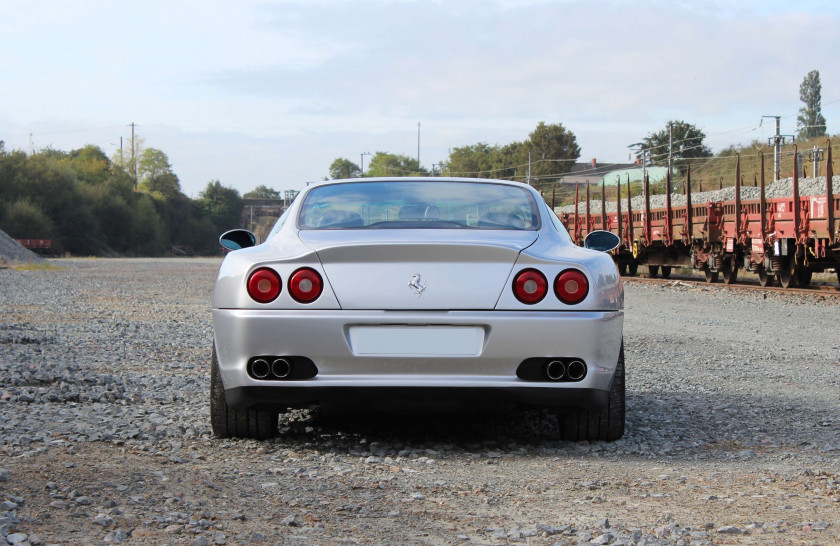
[622,273,840,297]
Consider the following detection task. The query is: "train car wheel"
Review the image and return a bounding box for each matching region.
[836,269,840,287]
[757,268,771,287]
[648,265,660,278]
[660,266,672,279]
[704,268,719,283]
[795,268,812,288]
[722,261,738,285]
[628,263,638,277]
[618,262,627,275]
[777,264,796,289]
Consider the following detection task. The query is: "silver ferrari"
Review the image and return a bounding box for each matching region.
[211,178,625,441]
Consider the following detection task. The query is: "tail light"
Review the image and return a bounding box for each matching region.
[247,268,282,303]
[555,269,588,304]
[512,269,548,304]
[289,268,323,303]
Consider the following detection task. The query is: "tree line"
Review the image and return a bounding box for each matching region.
[0,142,242,256]
[1,71,827,257]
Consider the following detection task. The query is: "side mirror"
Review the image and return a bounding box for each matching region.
[583,230,620,253]
[219,229,257,251]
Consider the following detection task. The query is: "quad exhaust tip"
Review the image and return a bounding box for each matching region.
[545,360,566,381]
[540,358,587,382]
[248,357,294,380]
[271,358,291,379]
[250,358,271,379]
[566,360,586,381]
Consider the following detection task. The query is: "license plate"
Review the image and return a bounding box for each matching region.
[348,326,484,356]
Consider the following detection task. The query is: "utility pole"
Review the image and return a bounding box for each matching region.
[762,115,794,182]
[129,122,137,187]
[809,146,825,178]
[360,152,371,178]
[527,149,532,186]
[667,122,673,193]
[416,122,421,167]
[120,137,123,168]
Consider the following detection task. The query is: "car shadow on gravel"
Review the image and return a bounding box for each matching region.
[259,390,839,461]
[272,406,563,453]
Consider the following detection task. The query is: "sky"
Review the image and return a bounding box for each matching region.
[2,0,840,197]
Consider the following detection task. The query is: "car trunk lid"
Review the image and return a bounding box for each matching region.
[297,230,538,309]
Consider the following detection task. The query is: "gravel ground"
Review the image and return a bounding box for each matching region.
[555,175,838,215]
[1,258,839,545]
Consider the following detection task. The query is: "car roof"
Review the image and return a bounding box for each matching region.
[307,177,535,190]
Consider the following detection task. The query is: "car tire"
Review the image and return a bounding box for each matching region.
[210,346,278,440]
[557,342,625,442]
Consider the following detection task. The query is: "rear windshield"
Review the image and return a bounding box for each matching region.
[298,181,540,230]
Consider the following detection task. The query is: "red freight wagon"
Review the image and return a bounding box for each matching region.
[562,141,840,287]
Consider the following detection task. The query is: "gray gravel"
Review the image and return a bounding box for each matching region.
[1,259,839,544]
[556,175,839,215]
[0,230,43,267]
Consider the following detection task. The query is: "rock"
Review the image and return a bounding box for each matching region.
[591,532,613,544]
[536,523,561,536]
[103,529,129,543]
[6,533,29,545]
[93,513,114,526]
[281,514,300,527]
[717,525,746,535]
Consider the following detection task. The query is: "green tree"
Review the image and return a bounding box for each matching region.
[797,70,827,140]
[110,135,145,186]
[366,152,428,177]
[138,148,172,182]
[0,199,56,240]
[15,154,98,254]
[443,122,579,186]
[132,194,169,255]
[526,122,581,181]
[329,158,361,179]
[445,143,500,177]
[198,180,243,232]
[61,145,112,186]
[141,172,182,200]
[638,120,712,172]
[243,185,281,199]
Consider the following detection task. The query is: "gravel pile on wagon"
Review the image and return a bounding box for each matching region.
[555,175,839,215]
[0,229,43,266]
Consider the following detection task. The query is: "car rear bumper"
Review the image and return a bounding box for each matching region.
[212,309,623,409]
[224,385,609,412]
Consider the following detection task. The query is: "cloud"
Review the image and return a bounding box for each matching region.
[3,0,840,194]
[205,1,840,128]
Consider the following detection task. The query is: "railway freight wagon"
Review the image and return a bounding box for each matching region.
[559,142,840,288]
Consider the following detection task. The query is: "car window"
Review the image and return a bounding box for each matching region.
[298,181,540,230]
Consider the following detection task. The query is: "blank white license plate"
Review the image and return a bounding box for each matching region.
[348,326,484,356]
